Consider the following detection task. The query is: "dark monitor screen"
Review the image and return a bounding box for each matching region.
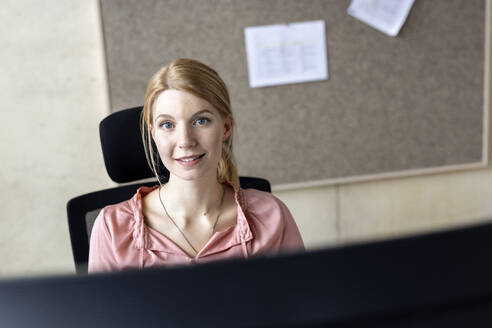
[2,221,492,327]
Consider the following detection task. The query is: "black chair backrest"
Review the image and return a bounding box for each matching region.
[67,107,271,274]
[99,106,158,183]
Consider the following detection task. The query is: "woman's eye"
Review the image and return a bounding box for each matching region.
[195,118,210,126]
[160,122,174,129]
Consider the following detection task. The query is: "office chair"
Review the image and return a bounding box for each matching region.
[67,106,271,274]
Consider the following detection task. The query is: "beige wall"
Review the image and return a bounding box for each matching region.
[1,0,491,278]
[275,164,492,250]
[0,0,112,277]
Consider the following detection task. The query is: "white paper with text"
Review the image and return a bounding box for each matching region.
[244,20,328,88]
[347,0,415,37]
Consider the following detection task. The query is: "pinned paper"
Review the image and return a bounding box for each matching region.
[347,0,415,37]
[244,20,328,88]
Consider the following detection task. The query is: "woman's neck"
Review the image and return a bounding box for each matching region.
[160,174,225,225]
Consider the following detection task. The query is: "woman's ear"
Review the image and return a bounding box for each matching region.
[223,117,232,141]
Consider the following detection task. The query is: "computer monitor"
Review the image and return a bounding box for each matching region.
[1,220,492,327]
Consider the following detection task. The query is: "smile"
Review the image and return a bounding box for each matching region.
[175,154,205,166]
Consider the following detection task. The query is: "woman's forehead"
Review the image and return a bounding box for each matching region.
[153,89,218,119]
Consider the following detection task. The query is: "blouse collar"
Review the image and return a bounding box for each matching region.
[130,183,254,254]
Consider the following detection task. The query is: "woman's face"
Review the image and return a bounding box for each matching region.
[151,89,231,182]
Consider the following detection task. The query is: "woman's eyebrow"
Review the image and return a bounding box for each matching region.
[192,109,214,117]
[155,113,174,120]
[154,109,214,121]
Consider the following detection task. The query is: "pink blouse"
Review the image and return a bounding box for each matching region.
[88,185,304,273]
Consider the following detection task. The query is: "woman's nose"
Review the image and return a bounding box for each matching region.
[177,125,196,148]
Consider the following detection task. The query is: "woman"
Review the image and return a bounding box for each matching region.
[89,58,304,273]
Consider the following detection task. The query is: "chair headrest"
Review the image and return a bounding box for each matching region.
[99,106,167,183]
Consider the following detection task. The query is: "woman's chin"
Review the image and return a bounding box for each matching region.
[168,169,217,183]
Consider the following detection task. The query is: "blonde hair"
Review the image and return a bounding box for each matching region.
[141,58,239,186]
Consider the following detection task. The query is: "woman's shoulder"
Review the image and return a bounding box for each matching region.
[240,188,290,222]
[239,187,304,252]
[96,185,157,231]
[240,187,277,204]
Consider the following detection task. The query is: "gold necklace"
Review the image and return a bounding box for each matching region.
[157,184,225,255]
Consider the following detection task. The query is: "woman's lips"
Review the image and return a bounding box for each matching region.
[175,154,205,167]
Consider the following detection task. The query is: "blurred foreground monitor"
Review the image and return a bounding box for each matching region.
[1,220,492,327]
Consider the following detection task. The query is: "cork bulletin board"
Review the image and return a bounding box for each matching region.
[100,0,489,190]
